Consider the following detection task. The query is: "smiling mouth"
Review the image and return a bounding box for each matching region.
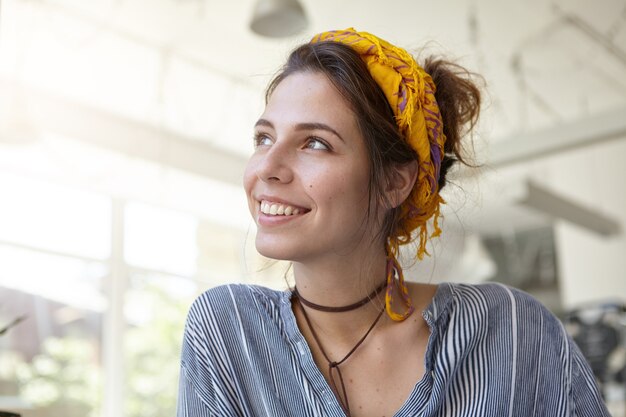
[259,200,309,216]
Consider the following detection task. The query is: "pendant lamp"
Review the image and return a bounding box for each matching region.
[249,0,308,38]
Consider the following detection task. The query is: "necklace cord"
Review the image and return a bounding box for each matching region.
[297,297,385,417]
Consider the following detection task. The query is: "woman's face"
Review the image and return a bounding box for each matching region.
[244,71,381,263]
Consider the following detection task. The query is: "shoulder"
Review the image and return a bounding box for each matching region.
[184,283,288,336]
[432,282,567,348]
[438,281,556,319]
[191,283,285,310]
[190,282,286,313]
[179,284,289,411]
[180,284,290,368]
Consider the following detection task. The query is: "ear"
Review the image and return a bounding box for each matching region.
[385,160,418,209]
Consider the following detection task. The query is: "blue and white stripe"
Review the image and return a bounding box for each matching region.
[177,282,610,416]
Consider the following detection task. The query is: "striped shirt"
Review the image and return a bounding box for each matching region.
[177,282,610,416]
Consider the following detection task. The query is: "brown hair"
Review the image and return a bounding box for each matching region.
[266,41,482,247]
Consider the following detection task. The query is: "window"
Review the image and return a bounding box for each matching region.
[0,171,268,416]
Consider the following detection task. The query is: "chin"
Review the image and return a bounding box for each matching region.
[254,237,299,262]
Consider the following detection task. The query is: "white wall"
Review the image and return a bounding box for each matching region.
[547,138,626,308]
[402,135,626,311]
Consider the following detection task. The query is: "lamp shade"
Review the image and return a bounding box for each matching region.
[250,0,308,38]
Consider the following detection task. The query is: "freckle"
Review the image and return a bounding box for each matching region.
[349,378,353,383]
[376,388,379,392]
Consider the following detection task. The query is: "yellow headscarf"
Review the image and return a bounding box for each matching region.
[311,28,446,321]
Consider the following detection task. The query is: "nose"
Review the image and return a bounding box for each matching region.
[255,142,294,184]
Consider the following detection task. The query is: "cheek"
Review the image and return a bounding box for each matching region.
[242,160,259,216]
[318,172,368,207]
[242,159,257,195]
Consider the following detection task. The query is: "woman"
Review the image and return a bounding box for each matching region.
[177,28,609,416]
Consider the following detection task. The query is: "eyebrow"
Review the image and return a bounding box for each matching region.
[254,119,345,143]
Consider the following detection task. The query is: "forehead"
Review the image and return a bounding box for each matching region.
[262,72,358,133]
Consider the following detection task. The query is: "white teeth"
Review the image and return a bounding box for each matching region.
[259,200,304,216]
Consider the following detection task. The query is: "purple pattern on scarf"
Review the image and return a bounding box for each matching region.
[430,146,442,186]
[424,108,442,139]
[397,87,408,112]
[420,162,438,193]
[424,107,443,157]
[408,205,425,217]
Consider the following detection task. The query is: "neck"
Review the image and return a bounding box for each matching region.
[291,251,388,343]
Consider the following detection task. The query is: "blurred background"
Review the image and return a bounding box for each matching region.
[0,0,625,416]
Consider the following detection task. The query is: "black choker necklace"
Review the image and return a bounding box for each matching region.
[293,280,387,313]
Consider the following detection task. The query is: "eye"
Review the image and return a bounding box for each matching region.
[305,137,330,151]
[253,132,273,148]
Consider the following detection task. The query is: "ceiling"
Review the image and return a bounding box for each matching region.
[3,0,626,144]
[0,0,625,233]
